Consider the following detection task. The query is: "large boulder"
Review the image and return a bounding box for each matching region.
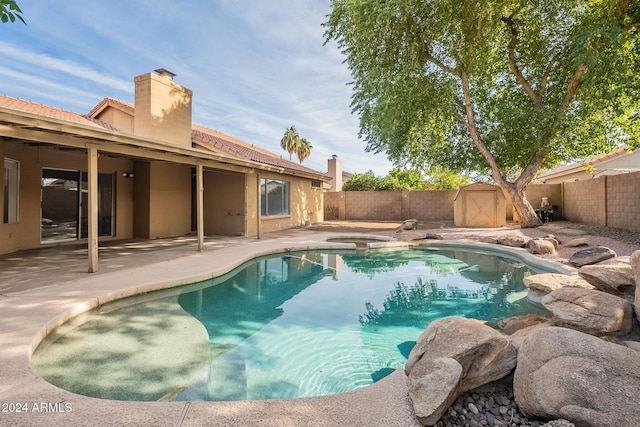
[568,247,616,267]
[564,238,589,248]
[406,357,463,426]
[497,234,528,248]
[405,317,517,425]
[528,238,556,255]
[541,287,633,336]
[514,327,640,427]
[578,262,634,294]
[397,219,418,232]
[496,314,550,335]
[523,273,594,294]
[631,251,640,321]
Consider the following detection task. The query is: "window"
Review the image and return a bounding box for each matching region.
[260,178,289,216]
[311,180,321,188]
[3,158,19,224]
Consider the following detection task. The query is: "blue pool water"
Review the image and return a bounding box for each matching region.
[31,248,548,402]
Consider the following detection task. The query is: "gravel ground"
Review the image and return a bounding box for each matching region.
[312,220,639,427]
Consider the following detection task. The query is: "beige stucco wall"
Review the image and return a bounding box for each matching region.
[203,170,245,236]
[133,161,192,239]
[95,108,134,134]
[133,72,193,148]
[0,141,135,255]
[245,172,324,237]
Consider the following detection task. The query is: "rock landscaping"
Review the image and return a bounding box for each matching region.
[405,238,640,426]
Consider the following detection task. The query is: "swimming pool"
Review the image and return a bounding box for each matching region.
[31,247,548,402]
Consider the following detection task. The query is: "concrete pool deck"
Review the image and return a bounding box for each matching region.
[0,230,421,427]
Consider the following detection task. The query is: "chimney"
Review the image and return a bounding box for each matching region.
[328,155,343,192]
[133,69,193,147]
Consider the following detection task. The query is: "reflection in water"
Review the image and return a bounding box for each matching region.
[32,248,548,402]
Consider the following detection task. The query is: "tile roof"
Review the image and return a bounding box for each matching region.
[0,94,119,131]
[192,124,325,177]
[89,97,326,178]
[88,97,135,117]
[1,94,326,179]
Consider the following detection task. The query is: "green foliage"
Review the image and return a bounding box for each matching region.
[388,169,427,190]
[426,167,470,190]
[325,0,640,224]
[0,0,24,24]
[281,126,313,164]
[342,168,431,191]
[280,125,300,161]
[341,171,382,191]
[296,137,313,164]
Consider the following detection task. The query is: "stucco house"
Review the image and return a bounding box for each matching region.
[0,69,327,271]
[536,145,640,183]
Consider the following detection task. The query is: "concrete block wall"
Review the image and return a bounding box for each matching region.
[345,191,402,220]
[323,174,640,234]
[323,190,455,221]
[605,171,640,232]
[562,179,606,226]
[323,192,342,220]
[409,190,456,220]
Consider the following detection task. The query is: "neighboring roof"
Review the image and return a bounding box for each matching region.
[536,146,630,181]
[0,95,120,132]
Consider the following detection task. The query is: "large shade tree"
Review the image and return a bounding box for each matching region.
[325,0,640,227]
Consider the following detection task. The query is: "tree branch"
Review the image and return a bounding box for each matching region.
[515,64,588,191]
[422,41,459,76]
[501,16,543,110]
[460,71,506,185]
[539,48,568,97]
[553,64,588,136]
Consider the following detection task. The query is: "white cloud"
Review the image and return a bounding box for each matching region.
[0,41,132,94]
[0,1,394,175]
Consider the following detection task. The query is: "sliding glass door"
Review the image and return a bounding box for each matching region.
[41,168,114,242]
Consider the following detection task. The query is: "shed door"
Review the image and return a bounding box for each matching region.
[464,191,497,227]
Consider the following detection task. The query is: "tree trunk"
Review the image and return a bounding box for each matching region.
[498,183,542,228]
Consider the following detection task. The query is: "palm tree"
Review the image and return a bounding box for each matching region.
[280,125,300,161]
[296,138,312,164]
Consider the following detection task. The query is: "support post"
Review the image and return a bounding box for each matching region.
[87,145,99,273]
[196,163,204,251]
[256,174,261,239]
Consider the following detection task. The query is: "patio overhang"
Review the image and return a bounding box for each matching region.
[0,108,290,273]
[0,108,286,175]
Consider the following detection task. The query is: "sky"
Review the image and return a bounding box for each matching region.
[0,0,395,175]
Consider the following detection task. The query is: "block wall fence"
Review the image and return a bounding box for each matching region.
[323,170,640,233]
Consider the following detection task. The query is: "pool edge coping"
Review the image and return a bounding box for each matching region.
[7,233,578,426]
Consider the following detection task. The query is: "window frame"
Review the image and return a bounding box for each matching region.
[260,178,290,217]
[3,158,19,224]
